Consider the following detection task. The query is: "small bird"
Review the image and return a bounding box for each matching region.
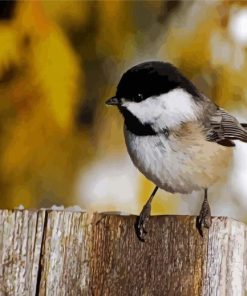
[105,61,247,241]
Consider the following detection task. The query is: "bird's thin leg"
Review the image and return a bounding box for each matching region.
[135,186,159,241]
[196,188,212,236]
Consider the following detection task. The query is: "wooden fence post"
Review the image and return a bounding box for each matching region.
[0,210,246,295]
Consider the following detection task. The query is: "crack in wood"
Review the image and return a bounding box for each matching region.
[35,210,48,296]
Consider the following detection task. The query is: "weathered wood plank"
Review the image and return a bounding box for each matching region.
[38,211,93,296]
[89,215,207,296]
[203,217,247,296]
[0,211,246,295]
[0,210,46,295]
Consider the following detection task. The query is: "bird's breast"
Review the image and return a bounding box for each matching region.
[124,124,232,194]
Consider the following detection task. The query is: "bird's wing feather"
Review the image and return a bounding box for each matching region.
[206,108,247,147]
[241,123,247,129]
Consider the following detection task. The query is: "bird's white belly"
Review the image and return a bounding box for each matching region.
[124,126,231,194]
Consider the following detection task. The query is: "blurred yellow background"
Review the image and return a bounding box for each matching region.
[1,0,247,221]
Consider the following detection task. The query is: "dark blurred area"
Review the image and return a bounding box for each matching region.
[1,1,247,220]
[0,1,16,20]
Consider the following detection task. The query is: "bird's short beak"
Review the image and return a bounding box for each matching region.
[105,96,119,106]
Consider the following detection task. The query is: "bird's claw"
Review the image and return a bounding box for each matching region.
[135,202,151,242]
[196,201,212,237]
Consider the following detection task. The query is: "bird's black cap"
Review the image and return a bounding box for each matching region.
[116,61,200,102]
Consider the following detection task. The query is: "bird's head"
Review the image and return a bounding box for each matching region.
[106,61,201,132]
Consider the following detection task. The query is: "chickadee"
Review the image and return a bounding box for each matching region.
[105,61,247,241]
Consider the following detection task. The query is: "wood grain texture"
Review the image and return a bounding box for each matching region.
[38,211,93,295]
[0,211,246,295]
[0,210,45,296]
[203,217,247,296]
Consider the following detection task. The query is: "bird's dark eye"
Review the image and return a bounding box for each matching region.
[135,93,143,102]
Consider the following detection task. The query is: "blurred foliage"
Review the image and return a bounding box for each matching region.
[0,1,87,208]
[0,1,247,216]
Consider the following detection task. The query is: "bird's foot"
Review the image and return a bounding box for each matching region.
[196,199,212,237]
[135,202,151,242]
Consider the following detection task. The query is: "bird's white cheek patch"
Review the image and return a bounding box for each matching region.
[123,99,163,124]
[123,88,198,130]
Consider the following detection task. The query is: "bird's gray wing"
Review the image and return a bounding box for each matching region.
[206,108,247,147]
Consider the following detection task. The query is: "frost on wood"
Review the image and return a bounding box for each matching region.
[0,211,246,295]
